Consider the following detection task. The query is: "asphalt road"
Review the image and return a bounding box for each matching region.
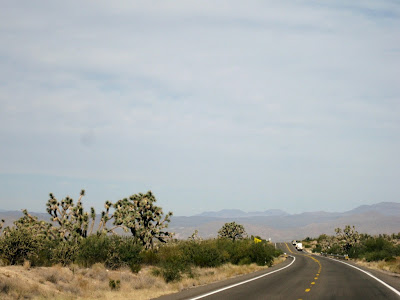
[155,242,400,300]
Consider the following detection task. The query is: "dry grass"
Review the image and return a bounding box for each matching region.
[0,267,55,299]
[0,256,287,299]
[354,257,400,274]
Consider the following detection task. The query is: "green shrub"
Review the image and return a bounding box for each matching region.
[105,236,142,270]
[161,265,182,282]
[77,234,110,267]
[140,249,159,265]
[214,239,280,266]
[183,240,224,268]
[347,244,365,259]
[224,239,251,265]
[238,257,252,265]
[395,245,400,256]
[51,240,80,266]
[385,256,396,262]
[364,237,392,253]
[129,262,141,273]
[362,237,395,262]
[151,267,161,277]
[365,250,392,262]
[249,242,276,266]
[0,227,40,265]
[194,244,223,267]
[216,238,236,262]
[109,279,120,290]
[312,244,322,253]
[274,248,283,257]
[157,245,190,282]
[326,244,342,255]
[30,239,59,267]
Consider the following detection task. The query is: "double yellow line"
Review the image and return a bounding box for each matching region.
[285,242,294,254]
[284,242,322,296]
[304,255,321,293]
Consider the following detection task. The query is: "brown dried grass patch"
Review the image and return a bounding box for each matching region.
[0,267,56,299]
[0,255,288,299]
[355,256,400,274]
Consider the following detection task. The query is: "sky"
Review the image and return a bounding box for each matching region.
[0,1,399,216]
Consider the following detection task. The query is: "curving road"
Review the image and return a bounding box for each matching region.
[155,242,400,300]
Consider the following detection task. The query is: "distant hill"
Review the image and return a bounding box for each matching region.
[197,209,247,218]
[196,209,289,218]
[342,202,400,216]
[170,202,400,241]
[248,209,290,217]
[1,202,399,242]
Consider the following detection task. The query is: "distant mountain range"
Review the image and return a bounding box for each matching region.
[342,202,400,216]
[195,202,400,219]
[1,202,399,242]
[169,202,400,241]
[196,209,289,218]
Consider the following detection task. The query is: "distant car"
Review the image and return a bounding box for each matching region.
[292,240,297,245]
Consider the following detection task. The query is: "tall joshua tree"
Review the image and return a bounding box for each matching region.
[46,189,111,240]
[218,222,247,241]
[335,225,360,253]
[113,191,173,249]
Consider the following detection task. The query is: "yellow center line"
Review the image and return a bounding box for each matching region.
[299,254,322,296]
[283,243,322,298]
[284,242,294,254]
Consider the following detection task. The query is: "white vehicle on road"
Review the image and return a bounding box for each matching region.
[295,242,303,251]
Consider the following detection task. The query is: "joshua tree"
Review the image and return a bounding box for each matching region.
[1,210,58,240]
[188,229,201,241]
[13,210,58,240]
[318,234,337,252]
[113,191,173,249]
[335,225,360,253]
[218,222,247,241]
[46,189,111,240]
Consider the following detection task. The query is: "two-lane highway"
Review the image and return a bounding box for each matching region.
[156,242,400,299]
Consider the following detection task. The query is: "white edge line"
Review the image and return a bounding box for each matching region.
[188,255,296,300]
[324,256,400,297]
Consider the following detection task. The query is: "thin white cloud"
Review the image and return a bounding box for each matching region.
[0,1,399,215]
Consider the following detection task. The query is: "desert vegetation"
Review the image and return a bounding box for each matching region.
[217,221,247,241]
[0,190,282,299]
[302,225,400,274]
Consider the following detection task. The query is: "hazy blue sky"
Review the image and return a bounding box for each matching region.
[1,1,399,216]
